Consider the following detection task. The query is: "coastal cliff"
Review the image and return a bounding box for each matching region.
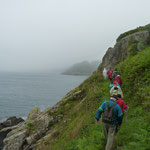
[98,24,150,70]
[2,24,150,150]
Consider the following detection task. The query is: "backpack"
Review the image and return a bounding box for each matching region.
[102,102,117,124]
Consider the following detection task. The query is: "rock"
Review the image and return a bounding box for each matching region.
[99,30,149,70]
[3,129,27,150]
[80,97,86,104]
[0,129,11,150]
[27,107,41,121]
[0,117,24,150]
[73,90,82,98]
[56,114,63,122]
[36,114,54,131]
[0,116,24,130]
[72,90,85,100]
[26,132,39,145]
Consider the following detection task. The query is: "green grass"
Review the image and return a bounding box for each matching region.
[37,47,150,150]
[116,24,150,42]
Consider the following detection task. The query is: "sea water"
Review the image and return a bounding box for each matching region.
[0,72,87,121]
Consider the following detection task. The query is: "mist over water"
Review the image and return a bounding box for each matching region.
[0,72,87,121]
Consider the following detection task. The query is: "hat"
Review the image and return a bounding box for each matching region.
[111,90,118,96]
[109,84,114,88]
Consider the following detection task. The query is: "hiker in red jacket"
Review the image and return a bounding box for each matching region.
[113,75,123,86]
[116,94,128,115]
[107,67,113,81]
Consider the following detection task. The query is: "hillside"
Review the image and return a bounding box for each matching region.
[62,61,100,76]
[2,24,150,150]
[45,48,150,150]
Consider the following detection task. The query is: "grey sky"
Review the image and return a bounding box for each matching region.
[0,0,150,72]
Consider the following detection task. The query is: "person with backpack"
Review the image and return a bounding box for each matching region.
[113,75,123,86]
[107,67,113,82]
[112,68,120,81]
[96,95,123,150]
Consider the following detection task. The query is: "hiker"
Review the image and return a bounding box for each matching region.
[107,67,113,81]
[110,85,123,98]
[112,68,120,81]
[113,75,123,86]
[116,94,128,116]
[96,95,123,150]
[102,68,107,80]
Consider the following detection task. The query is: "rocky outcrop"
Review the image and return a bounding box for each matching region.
[2,104,65,150]
[2,88,84,150]
[0,117,24,131]
[98,30,150,70]
[0,117,24,150]
[3,126,27,150]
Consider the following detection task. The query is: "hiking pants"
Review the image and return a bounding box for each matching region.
[102,122,116,150]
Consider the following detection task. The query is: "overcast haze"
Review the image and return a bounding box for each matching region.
[0,0,150,72]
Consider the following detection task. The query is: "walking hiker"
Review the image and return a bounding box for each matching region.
[102,68,108,80]
[113,75,123,86]
[110,85,123,98]
[112,68,120,81]
[107,67,113,82]
[96,95,123,150]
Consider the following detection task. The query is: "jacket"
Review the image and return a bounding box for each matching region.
[113,76,122,86]
[116,98,128,115]
[96,99,123,126]
[112,71,120,80]
[107,69,113,79]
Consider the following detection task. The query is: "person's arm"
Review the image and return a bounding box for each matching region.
[95,101,106,123]
[117,105,123,126]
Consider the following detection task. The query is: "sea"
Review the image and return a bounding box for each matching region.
[0,72,88,121]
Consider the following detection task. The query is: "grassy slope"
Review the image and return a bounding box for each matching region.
[116,24,150,42]
[38,47,150,150]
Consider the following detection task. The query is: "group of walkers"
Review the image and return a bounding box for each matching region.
[102,67,123,86]
[96,67,128,150]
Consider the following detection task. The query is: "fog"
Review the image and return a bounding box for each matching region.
[0,0,150,72]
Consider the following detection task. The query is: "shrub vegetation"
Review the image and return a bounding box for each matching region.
[38,48,150,150]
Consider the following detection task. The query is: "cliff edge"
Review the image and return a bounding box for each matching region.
[98,24,150,70]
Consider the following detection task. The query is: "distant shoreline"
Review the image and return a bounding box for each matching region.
[61,73,90,76]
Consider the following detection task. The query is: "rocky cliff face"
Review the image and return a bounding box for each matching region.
[2,107,56,150]
[0,117,24,150]
[98,29,150,70]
